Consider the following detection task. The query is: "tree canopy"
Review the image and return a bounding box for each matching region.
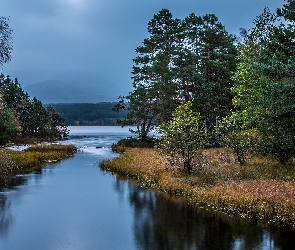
[0,17,13,69]
[157,102,206,174]
[115,3,295,167]
[116,9,237,142]
[228,3,295,163]
[0,75,68,145]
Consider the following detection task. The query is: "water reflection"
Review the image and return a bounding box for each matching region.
[0,168,49,237]
[114,178,295,250]
[1,126,295,250]
[0,193,12,237]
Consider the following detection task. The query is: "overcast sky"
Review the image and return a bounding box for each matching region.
[1,0,285,100]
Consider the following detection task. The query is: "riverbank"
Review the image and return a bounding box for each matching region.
[100,147,295,229]
[0,143,77,186]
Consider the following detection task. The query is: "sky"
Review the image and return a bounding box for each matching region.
[1,0,286,102]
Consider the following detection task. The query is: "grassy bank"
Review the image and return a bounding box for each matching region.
[100,147,295,229]
[0,144,77,186]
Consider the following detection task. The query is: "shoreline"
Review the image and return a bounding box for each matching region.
[0,143,77,186]
[100,147,295,230]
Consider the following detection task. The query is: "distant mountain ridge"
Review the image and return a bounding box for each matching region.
[23,80,118,103]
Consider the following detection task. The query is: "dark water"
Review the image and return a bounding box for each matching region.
[0,126,295,250]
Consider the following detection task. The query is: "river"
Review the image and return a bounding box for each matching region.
[0,126,295,250]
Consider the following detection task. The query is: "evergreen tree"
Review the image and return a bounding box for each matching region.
[182,14,237,146]
[0,93,17,145]
[230,7,295,163]
[46,105,68,139]
[0,17,13,69]
[0,75,68,140]
[173,13,202,102]
[134,8,180,122]
[115,10,237,142]
[116,9,180,138]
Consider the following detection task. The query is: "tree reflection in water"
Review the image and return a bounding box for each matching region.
[0,193,12,237]
[114,178,295,250]
[0,170,42,237]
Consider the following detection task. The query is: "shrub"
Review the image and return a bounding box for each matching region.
[157,102,207,174]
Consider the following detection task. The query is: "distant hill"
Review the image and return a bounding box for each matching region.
[23,80,118,103]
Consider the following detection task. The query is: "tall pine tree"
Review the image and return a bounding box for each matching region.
[116,10,237,142]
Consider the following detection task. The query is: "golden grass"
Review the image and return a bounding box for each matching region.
[100,147,295,229]
[0,144,77,186]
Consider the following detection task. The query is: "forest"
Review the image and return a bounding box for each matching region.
[47,103,128,126]
[0,74,68,145]
[114,1,295,166]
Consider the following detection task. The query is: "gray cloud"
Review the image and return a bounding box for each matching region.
[1,0,285,101]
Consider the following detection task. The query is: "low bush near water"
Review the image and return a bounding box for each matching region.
[100,147,295,229]
[111,137,157,153]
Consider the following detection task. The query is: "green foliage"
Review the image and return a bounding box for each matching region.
[116,87,161,139]
[157,102,207,174]
[219,115,260,164]
[111,137,157,153]
[116,9,237,142]
[116,9,180,139]
[0,95,17,145]
[0,17,13,69]
[46,105,68,139]
[0,75,68,143]
[181,14,237,146]
[277,0,295,22]
[230,6,295,164]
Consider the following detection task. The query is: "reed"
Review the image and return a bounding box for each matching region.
[100,147,295,229]
[0,144,77,186]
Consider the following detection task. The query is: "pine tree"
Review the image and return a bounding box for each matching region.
[181,14,237,146]
[0,17,13,69]
[116,9,180,139]
[115,10,237,142]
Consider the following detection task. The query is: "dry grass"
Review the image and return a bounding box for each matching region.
[100,147,295,229]
[0,144,77,186]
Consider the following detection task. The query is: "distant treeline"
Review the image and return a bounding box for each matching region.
[47,103,128,126]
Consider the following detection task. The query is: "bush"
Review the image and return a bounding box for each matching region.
[157,102,207,174]
[112,137,157,152]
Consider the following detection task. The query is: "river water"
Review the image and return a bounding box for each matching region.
[0,126,295,250]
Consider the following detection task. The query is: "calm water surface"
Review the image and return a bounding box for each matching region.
[0,126,295,250]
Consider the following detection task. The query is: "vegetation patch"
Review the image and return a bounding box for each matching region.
[100,147,295,229]
[111,137,157,152]
[0,144,77,186]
